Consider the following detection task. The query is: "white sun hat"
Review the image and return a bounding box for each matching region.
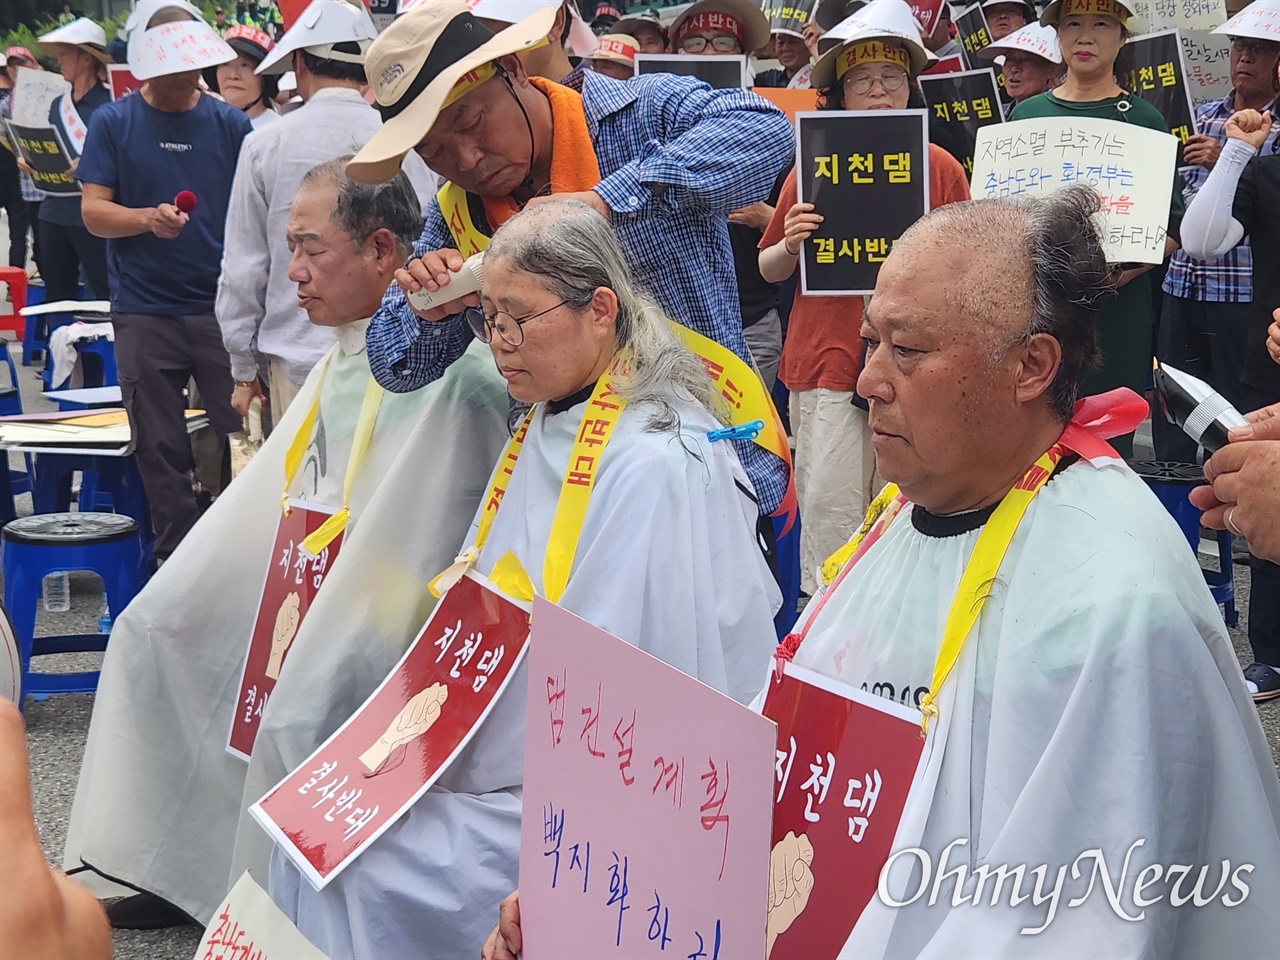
[978,21,1062,62]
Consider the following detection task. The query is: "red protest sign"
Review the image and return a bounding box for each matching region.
[912,0,947,35]
[923,54,966,75]
[250,571,531,889]
[227,502,344,762]
[106,64,143,100]
[762,661,928,959]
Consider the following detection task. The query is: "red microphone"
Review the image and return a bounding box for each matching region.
[174,190,197,214]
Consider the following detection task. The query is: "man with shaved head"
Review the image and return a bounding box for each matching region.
[751,186,1280,955]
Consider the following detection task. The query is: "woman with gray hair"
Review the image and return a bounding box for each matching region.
[268,199,782,960]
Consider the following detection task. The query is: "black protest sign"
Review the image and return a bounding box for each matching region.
[634,53,748,88]
[919,67,1005,176]
[796,110,930,295]
[3,121,77,195]
[1115,29,1197,165]
[955,3,994,69]
[763,0,818,37]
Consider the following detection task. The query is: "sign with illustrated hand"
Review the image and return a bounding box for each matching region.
[227,501,345,761]
[251,570,531,889]
[518,598,776,960]
[762,661,928,959]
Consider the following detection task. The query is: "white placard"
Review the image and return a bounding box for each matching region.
[970,117,1178,264]
[11,67,70,127]
[1129,0,1227,32]
[194,872,329,960]
[1179,28,1233,108]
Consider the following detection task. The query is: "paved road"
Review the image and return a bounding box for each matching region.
[2,327,1277,960]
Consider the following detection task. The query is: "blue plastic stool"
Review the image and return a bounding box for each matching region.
[2,512,145,706]
[1132,460,1237,625]
[75,337,117,388]
[773,512,802,639]
[0,344,33,497]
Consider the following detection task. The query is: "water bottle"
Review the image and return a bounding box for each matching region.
[42,572,71,613]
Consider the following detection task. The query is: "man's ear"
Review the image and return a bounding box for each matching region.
[369,228,401,273]
[496,54,530,88]
[1014,332,1062,407]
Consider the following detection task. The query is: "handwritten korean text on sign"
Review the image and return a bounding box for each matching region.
[970,117,1177,263]
[193,872,329,960]
[251,571,531,889]
[518,598,775,960]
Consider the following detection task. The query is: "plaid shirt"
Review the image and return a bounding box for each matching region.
[367,70,795,513]
[1163,93,1280,302]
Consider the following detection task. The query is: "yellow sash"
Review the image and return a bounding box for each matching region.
[280,356,385,555]
[435,182,797,527]
[431,367,628,604]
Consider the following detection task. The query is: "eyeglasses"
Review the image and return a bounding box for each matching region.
[1231,38,1278,58]
[680,34,740,53]
[465,300,569,347]
[842,71,908,94]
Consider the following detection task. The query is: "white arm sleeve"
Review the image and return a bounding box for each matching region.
[1181,138,1253,259]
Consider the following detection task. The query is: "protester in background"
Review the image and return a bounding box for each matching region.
[218,0,436,431]
[78,0,251,568]
[1155,1,1280,463]
[0,700,112,960]
[35,17,111,301]
[669,0,770,58]
[3,47,46,278]
[65,157,508,933]
[977,21,1063,103]
[982,0,1034,40]
[613,6,667,52]
[358,2,794,520]
[1181,107,1280,702]
[758,0,970,594]
[212,24,279,128]
[584,32,639,79]
[922,3,960,59]
[0,51,31,274]
[273,198,780,960]
[214,4,229,33]
[755,30,815,87]
[1012,0,1183,458]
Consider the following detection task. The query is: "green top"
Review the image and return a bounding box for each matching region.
[1009,90,1186,227]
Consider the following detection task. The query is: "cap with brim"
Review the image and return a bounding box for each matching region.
[981,0,1036,23]
[587,32,638,64]
[225,23,274,61]
[1040,0,1135,27]
[815,0,869,32]
[128,19,236,79]
[978,20,1062,61]
[614,9,667,37]
[5,45,38,63]
[37,17,112,63]
[466,0,557,25]
[1212,1,1280,43]
[348,1,557,184]
[256,0,376,74]
[669,0,772,52]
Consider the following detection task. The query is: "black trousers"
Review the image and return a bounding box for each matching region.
[38,219,108,301]
[1152,294,1252,462]
[1241,383,1280,666]
[25,200,42,276]
[113,312,242,559]
[0,177,28,268]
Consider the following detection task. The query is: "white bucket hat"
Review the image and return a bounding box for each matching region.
[669,0,773,53]
[37,17,112,64]
[349,1,557,183]
[815,0,870,32]
[257,0,377,74]
[587,32,639,65]
[978,20,1063,62]
[812,0,935,86]
[1212,0,1280,42]
[127,3,236,80]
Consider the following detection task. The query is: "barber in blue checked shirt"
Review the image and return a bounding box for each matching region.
[347,1,795,515]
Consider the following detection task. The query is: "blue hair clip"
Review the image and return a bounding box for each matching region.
[707,420,765,442]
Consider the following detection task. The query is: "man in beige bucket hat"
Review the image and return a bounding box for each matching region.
[357,0,796,520]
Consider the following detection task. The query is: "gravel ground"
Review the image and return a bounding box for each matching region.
[3,330,1278,960]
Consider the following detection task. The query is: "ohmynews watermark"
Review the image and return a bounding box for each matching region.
[875,839,1254,935]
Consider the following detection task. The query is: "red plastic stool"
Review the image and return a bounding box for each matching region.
[0,267,26,339]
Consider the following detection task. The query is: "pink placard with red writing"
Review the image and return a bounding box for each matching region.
[518,598,776,960]
[107,65,143,100]
[761,661,927,959]
[912,0,947,35]
[227,502,344,762]
[923,54,966,75]
[250,571,531,889]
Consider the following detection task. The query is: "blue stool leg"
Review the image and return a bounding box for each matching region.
[3,543,39,710]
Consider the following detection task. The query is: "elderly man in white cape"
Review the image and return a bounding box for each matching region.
[267,198,781,958]
[749,186,1279,956]
[62,158,510,929]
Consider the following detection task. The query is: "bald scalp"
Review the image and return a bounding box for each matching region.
[891,188,1112,419]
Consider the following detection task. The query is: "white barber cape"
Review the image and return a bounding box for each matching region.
[270,389,782,959]
[786,454,1280,957]
[63,329,509,923]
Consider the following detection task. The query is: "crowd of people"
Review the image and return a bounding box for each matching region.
[2,0,1280,956]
